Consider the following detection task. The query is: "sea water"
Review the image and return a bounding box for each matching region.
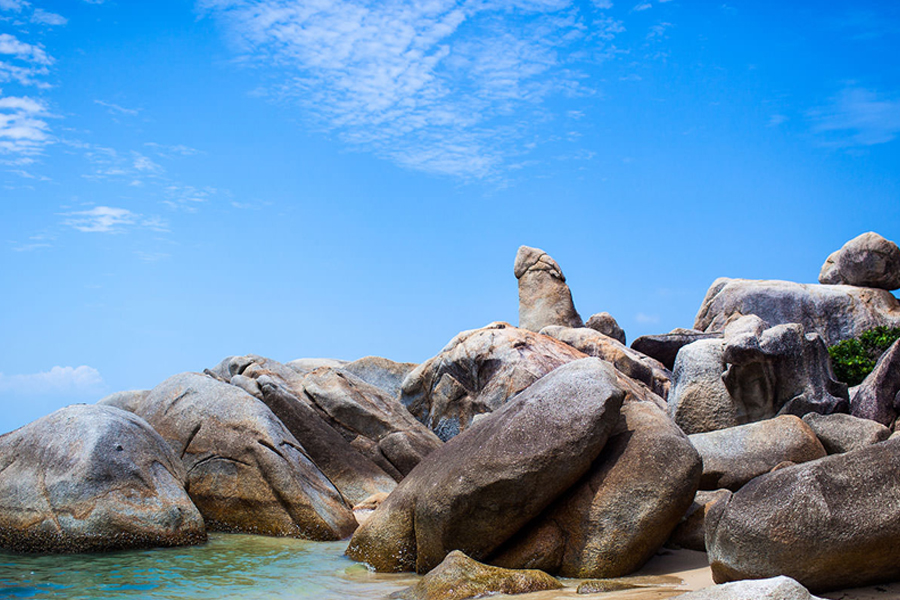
[0,534,418,600]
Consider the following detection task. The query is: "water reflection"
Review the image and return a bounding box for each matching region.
[0,534,414,600]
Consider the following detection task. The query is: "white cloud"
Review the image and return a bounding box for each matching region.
[132,152,163,173]
[63,206,137,233]
[0,33,53,65]
[199,0,620,178]
[94,99,140,116]
[0,366,104,396]
[810,86,900,146]
[144,142,202,156]
[633,2,652,11]
[31,8,67,25]
[0,94,51,156]
[592,0,612,8]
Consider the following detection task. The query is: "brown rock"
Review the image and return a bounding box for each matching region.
[850,339,900,427]
[667,489,732,552]
[491,402,701,577]
[585,312,626,344]
[802,412,891,454]
[390,550,561,600]
[515,245,583,332]
[346,358,625,573]
[819,232,900,291]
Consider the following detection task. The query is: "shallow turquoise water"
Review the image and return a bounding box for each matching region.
[0,534,417,600]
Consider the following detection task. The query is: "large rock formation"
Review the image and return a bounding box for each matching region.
[819,232,900,291]
[668,316,848,434]
[0,405,205,553]
[208,355,442,481]
[850,339,900,427]
[346,358,625,573]
[706,438,900,592]
[631,329,723,371]
[490,402,700,577]
[540,325,671,399]
[514,246,583,332]
[399,322,587,441]
[111,372,357,540]
[689,416,826,491]
[802,412,891,454]
[694,278,900,345]
[390,550,562,600]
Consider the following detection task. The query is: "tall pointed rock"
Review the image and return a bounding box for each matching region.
[514,245,583,332]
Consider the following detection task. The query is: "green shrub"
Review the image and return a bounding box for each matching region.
[828,326,900,386]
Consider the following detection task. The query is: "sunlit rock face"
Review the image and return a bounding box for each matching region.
[515,245,583,332]
[0,404,206,553]
[819,232,900,291]
[399,322,588,441]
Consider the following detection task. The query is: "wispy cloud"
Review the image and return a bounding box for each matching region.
[633,2,651,11]
[199,0,623,178]
[63,206,138,233]
[0,33,53,65]
[0,365,105,396]
[809,86,900,147]
[144,142,202,157]
[94,99,140,116]
[0,0,28,12]
[31,8,67,26]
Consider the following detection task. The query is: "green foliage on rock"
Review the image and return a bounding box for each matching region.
[828,327,900,386]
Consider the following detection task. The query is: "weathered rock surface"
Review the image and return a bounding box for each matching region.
[342,356,418,400]
[390,550,561,600]
[819,232,900,291]
[694,278,900,345]
[346,358,625,573]
[802,412,891,454]
[97,390,149,413]
[631,329,723,370]
[668,339,737,434]
[670,576,825,600]
[210,355,441,481]
[515,245,583,332]
[706,438,900,592]
[540,325,671,399]
[850,339,900,427]
[126,372,357,540]
[585,312,626,344]
[490,401,700,577]
[285,358,347,374]
[0,404,205,553]
[399,322,587,441]
[689,415,826,491]
[352,492,390,526]
[721,316,849,418]
[667,489,732,552]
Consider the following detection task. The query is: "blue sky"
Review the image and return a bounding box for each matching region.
[2,0,899,433]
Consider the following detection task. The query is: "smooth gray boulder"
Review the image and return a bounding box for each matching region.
[689,415,826,491]
[850,339,900,427]
[706,438,900,592]
[390,550,562,600]
[346,358,625,573]
[540,325,671,399]
[668,339,737,434]
[585,312,626,344]
[802,412,891,454]
[667,489,732,552]
[670,576,825,600]
[515,246,583,332]
[721,316,849,418]
[0,404,205,553]
[631,329,723,370]
[490,402,701,577]
[400,322,587,441]
[128,372,357,540]
[342,356,418,400]
[694,278,900,345]
[819,232,900,291]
